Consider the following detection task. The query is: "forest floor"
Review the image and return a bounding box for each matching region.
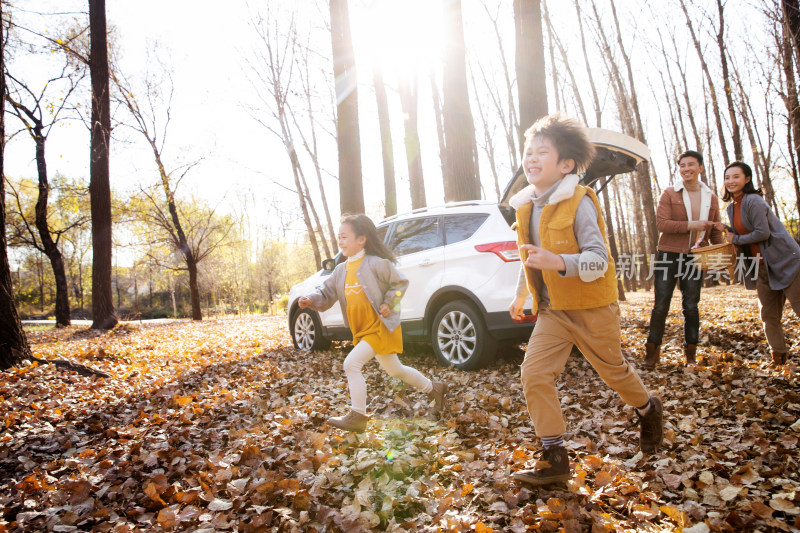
[2,284,800,532]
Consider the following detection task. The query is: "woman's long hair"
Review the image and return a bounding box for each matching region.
[341,214,396,262]
[721,161,763,202]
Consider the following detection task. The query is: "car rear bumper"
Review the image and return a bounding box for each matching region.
[485,311,536,340]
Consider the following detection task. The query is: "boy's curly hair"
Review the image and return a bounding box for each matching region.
[524,114,596,174]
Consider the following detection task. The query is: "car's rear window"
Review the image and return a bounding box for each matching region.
[444,214,489,245]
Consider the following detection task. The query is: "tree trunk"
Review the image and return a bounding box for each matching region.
[609,2,658,256]
[469,68,501,200]
[613,179,634,292]
[589,3,643,288]
[785,0,800,61]
[373,67,396,217]
[187,256,201,321]
[78,261,84,310]
[282,120,322,266]
[600,178,625,301]
[114,263,120,308]
[678,0,730,164]
[715,0,743,161]
[481,2,520,169]
[703,81,719,192]
[733,62,775,206]
[330,0,364,215]
[0,0,32,369]
[442,0,480,202]
[148,260,153,308]
[543,1,560,113]
[33,134,71,327]
[515,0,548,146]
[782,15,800,223]
[151,146,203,321]
[89,0,117,330]
[292,162,332,259]
[399,74,426,209]
[169,275,177,318]
[293,50,337,252]
[574,0,601,127]
[781,7,800,224]
[789,120,800,227]
[544,8,587,124]
[667,29,707,180]
[430,70,447,181]
[291,98,337,252]
[37,255,45,312]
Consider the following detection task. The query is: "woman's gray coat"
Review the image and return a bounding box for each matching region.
[726,193,800,291]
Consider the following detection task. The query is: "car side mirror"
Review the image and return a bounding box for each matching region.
[321,258,336,272]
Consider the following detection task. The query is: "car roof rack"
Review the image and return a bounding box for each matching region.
[379,200,493,224]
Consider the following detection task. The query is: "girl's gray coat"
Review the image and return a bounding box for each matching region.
[307,254,409,333]
[726,193,800,290]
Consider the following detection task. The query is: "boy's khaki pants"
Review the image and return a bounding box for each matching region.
[521,302,650,437]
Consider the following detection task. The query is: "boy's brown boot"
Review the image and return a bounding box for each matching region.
[772,351,787,366]
[512,446,571,486]
[430,381,449,416]
[684,344,697,365]
[326,410,370,433]
[642,342,660,370]
[638,396,663,454]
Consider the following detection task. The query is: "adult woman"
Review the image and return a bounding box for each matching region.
[720,161,800,365]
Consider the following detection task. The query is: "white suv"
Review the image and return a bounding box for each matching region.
[287,128,650,370]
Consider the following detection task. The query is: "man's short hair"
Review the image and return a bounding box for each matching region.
[677,150,704,166]
[524,114,596,174]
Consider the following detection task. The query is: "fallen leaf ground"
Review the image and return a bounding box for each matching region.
[2,285,799,532]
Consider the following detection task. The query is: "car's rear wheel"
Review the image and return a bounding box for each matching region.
[431,300,497,370]
[291,309,331,351]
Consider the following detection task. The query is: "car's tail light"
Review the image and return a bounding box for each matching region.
[475,241,520,262]
[511,314,537,324]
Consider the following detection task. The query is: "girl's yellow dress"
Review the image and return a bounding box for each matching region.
[345,257,403,354]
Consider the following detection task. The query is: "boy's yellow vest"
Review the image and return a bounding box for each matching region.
[515,185,618,313]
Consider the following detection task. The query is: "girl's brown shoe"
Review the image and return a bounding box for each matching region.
[326,410,370,433]
[430,381,449,417]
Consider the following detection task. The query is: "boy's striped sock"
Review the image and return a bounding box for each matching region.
[636,397,652,416]
[541,435,564,449]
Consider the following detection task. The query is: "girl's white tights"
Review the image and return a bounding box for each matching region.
[343,340,433,414]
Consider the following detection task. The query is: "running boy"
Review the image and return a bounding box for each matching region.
[508,114,663,486]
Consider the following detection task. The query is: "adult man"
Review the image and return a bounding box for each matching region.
[644,150,724,369]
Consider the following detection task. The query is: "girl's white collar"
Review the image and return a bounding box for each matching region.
[346,249,366,262]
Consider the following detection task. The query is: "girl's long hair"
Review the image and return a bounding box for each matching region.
[721,161,763,202]
[342,214,396,262]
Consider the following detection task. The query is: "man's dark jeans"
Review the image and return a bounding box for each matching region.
[647,250,702,346]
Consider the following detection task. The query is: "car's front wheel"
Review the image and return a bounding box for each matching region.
[291,309,331,351]
[431,300,497,370]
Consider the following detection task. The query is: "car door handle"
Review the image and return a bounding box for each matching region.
[420,259,434,267]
